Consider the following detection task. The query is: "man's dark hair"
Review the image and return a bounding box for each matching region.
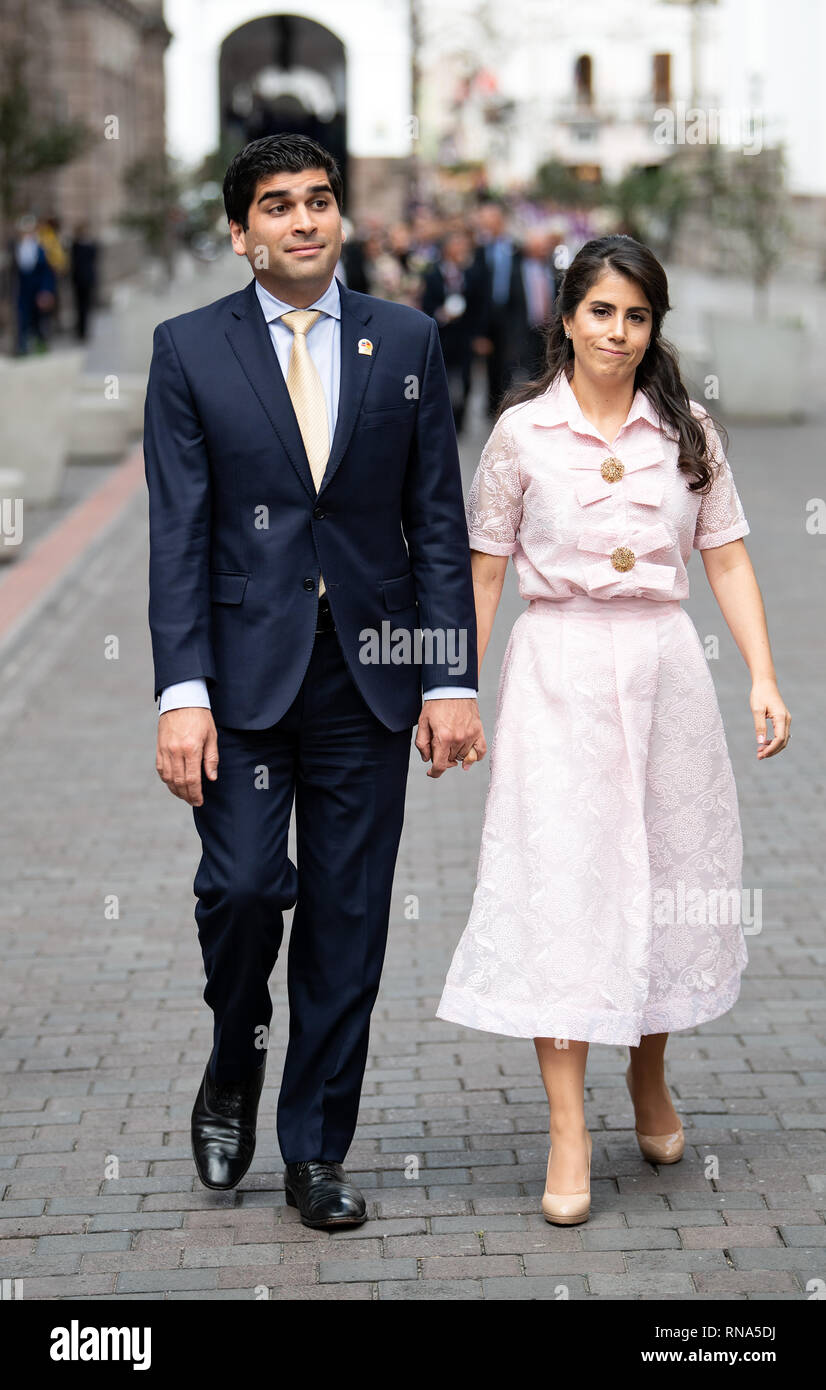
[223,134,343,230]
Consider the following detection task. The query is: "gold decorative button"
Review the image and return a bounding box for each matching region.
[610,545,636,571]
[601,456,625,482]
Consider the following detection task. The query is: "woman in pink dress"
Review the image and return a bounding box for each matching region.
[436,235,791,1225]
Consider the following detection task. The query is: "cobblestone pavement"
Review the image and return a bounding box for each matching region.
[0,261,824,1301]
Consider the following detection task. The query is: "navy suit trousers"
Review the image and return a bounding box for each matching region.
[192,623,413,1163]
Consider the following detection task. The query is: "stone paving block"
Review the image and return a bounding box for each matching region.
[778,1225,826,1245]
[678,1224,784,1247]
[36,1232,133,1253]
[319,1257,418,1283]
[86,1212,184,1232]
[482,1275,588,1300]
[729,1246,826,1271]
[580,1227,681,1251]
[588,1273,695,1297]
[386,1226,480,1259]
[21,1274,119,1299]
[420,1255,520,1279]
[378,1278,483,1300]
[80,1250,182,1272]
[693,1270,800,1294]
[116,1268,220,1293]
[624,1250,730,1272]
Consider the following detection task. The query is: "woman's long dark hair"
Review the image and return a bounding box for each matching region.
[498,234,725,493]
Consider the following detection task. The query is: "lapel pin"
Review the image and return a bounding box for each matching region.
[358,338,373,355]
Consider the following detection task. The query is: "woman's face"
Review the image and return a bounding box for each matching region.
[563,269,653,385]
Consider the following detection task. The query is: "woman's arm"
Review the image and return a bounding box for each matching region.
[700,539,791,759]
[471,550,509,679]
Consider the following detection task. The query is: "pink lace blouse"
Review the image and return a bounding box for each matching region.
[466,369,750,602]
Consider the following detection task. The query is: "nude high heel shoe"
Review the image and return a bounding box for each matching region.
[541,1129,592,1225]
[625,1064,685,1164]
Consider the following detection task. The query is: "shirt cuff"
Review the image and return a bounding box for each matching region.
[159,679,211,715]
[422,686,477,700]
[694,520,750,550]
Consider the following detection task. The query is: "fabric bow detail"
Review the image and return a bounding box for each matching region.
[572,454,665,509]
[576,521,676,594]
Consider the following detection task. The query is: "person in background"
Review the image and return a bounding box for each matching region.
[363,227,420,306]
[11,214,56,355]
[471,200,526,417]
[513,229,559,381]
[421,228,486,435]
[338,217,369,293]
[37,215,68,337]
[70,221,99,341]
[408,206,442,272]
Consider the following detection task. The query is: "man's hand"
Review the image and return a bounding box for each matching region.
[156,707,218,806]
[415,698,487,779]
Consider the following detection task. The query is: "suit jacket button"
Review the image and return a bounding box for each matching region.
[303,578,315,591]
[313,507,326,520]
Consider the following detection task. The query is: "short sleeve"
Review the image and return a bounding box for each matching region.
[465,413,523,555]
[691,405,750,550]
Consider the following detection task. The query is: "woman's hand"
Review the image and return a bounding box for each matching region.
[750,679,791,759]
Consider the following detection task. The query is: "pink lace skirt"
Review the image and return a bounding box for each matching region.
[437,595,748,1045]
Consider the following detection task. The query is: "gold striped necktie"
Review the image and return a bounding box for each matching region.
[282,308,329,597]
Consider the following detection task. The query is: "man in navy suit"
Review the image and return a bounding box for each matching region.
[143,135,485,1228]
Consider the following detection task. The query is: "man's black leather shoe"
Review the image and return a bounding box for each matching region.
[191,1055,266,1190]
[284,1161,367,1228]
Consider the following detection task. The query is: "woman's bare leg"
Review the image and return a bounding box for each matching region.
[627,1033,681,1133]
[534,1037,590,1191]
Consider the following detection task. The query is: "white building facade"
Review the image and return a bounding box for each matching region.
[162,0,826,213]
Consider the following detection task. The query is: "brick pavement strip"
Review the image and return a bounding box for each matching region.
[0,330,825,1300]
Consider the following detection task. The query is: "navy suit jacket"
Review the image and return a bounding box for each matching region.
[143,274,478,733]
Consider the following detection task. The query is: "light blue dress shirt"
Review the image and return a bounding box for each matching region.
[158,274,476,714]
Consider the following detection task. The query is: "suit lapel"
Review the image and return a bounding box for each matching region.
[225,278,313,496]
[224,276,379,499]
[320,281,379,497]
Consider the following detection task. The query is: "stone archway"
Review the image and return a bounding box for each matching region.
[164,1,413,221]
[219,14,347,193]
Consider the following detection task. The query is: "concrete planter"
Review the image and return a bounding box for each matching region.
[74,372,147,451]
[0,349,85,504]
[69,393,132,460]
[704,312,810,421]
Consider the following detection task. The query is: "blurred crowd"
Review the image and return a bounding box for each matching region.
[339,200,597,430]
[7,212,99,357]
[6,195,599,431]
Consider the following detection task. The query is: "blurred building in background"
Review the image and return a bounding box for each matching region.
[1,0,824,299]
[0,0,170,281]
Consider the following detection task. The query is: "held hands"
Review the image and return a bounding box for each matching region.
[750,679,791,759]
[156,707,219,805]
[415,697,487,779]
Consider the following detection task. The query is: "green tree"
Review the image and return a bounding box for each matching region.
[606,158,692,254]
[698,143,791,318]
[118,155,183,283]
[534,159,605,209]
[0,31,89,233]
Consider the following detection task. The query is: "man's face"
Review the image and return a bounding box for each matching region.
[229,166,344,303]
